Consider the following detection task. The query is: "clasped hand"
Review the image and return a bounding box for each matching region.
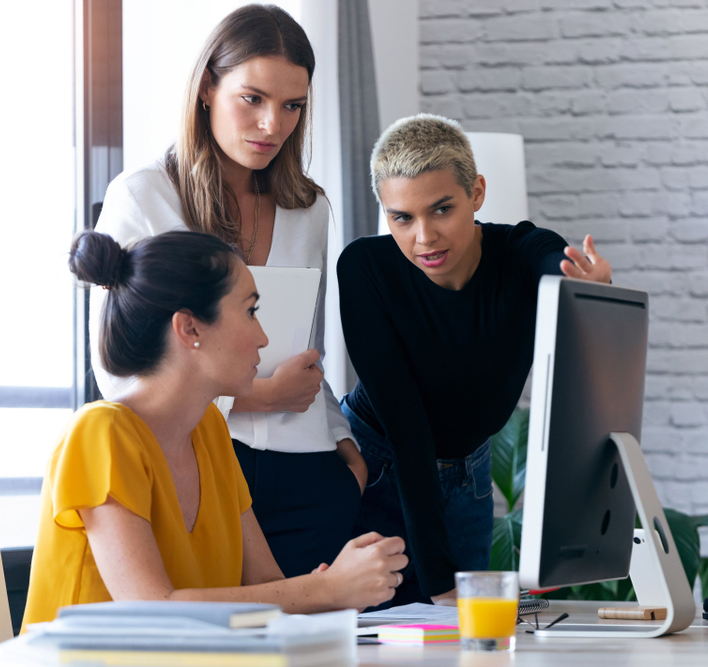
[311,532,408,610]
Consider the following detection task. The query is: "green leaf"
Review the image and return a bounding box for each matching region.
[557,510,700,602]
[619,576,637,602]
[490,508,523,572]
[664,508,701,589]
[597,510,700,601]
[690,514,708,529]
[490,408,529,512]
[698,558,708,600]
[487,407,707,601]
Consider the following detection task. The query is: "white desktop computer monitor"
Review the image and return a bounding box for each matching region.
[519,276,695,638]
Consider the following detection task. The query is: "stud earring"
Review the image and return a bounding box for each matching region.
[194,342,200,348]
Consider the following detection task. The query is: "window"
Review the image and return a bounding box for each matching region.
[0,0,123,548]
[0,1,76,548]
[0,0,310,548]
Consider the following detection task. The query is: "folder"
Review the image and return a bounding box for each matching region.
[248,267,322,379]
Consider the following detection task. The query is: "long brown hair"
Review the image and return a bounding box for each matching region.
[165,4,324,243]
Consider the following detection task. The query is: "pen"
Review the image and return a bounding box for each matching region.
[520,587,561,596]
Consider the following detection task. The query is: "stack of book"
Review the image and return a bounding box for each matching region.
[23,601,356,666]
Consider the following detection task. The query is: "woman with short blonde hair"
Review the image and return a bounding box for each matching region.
[370,114,478,201]
[338,113,612,607]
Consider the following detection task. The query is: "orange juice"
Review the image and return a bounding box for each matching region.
[457,597,518,639]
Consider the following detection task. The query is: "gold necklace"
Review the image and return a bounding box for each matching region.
[245,174,261,263]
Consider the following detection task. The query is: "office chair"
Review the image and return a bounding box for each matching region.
[0,548,33,638]
[0,554,12,642]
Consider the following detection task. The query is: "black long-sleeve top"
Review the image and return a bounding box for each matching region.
[337,221,567,597]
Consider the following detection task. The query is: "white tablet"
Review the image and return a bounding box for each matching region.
[247,266,322,378]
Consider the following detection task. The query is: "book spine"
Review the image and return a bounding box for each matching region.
[59,649,288,667]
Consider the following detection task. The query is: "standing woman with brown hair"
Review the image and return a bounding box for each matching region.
[90,4,366,578]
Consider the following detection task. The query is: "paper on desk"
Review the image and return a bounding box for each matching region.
[357,603,459,635]
[268,609,357,636]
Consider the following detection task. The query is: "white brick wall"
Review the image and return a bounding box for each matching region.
[419,1,708,527]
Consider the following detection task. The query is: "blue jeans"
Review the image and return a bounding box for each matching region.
[341,395,494,608]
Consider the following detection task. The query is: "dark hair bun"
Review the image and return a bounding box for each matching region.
[69,230,128,289]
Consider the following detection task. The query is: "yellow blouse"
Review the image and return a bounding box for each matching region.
[22,401,252,628]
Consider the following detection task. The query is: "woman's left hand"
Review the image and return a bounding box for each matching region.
[560,234,612,284]
[336,438,368,494]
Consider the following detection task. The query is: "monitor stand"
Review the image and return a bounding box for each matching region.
[536,432,696,639]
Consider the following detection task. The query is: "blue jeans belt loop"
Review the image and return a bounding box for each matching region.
[436,440,491,477]
[465,439,491,476]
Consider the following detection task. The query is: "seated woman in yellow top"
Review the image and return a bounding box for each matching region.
[22,230,407,628]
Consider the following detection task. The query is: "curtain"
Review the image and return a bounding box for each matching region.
[300,0,348,398]
[338,0,381,246]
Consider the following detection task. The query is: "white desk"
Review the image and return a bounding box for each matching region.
[357,601,708,667]
[1,601,706,666]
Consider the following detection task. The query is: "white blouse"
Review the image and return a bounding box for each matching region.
[90,159,354,453]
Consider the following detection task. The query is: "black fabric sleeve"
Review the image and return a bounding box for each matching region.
[337,242,458,597]
[507,221,567,287]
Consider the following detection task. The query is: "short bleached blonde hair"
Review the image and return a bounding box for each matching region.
[370,114,478,205]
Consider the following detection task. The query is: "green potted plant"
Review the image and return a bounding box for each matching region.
[489,407,708,601]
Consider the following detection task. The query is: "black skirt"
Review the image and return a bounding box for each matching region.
[232,439,362,578]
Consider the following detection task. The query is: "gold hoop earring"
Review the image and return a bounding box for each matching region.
[202,100,209,111]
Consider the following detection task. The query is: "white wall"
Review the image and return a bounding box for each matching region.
[299,1,347,398]
[368,0,420,234]
[368,0,420,131]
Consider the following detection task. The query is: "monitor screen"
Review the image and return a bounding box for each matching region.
[519,276,649,590]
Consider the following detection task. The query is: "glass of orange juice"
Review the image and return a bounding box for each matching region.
[455,571,519,652]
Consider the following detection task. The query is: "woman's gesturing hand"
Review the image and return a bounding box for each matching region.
[322,532,407,610]
[560,234,612,284]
